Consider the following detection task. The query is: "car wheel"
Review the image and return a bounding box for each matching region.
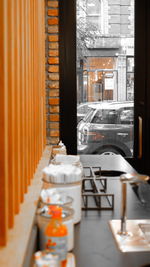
[97,147,125,156]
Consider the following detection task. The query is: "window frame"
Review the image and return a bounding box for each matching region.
[59,0,150,175]
[59,0,77,154]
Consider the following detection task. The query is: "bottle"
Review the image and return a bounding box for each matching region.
[45,206,68,267]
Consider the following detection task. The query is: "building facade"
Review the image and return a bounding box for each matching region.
[77,0,134,103]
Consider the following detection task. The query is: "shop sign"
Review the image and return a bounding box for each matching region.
[104,77,114,90]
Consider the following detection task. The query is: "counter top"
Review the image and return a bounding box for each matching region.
[73,155,150,267]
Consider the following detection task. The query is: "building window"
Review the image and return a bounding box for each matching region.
[86,0,101,28]
[126,56,134,101]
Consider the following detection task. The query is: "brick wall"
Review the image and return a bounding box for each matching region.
[46,0,60,145]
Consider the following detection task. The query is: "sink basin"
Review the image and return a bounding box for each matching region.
[109,219,150,252]
[139,223,150,244]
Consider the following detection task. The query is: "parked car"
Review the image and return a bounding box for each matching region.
[77,101,134,157]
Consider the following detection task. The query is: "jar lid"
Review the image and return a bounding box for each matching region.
[40,189,73,206]
[42,164,82,184]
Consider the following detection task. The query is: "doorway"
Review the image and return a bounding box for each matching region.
[76,0,134,158]
[59,0,150,174]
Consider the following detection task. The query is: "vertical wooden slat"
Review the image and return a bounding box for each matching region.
[24,0,28,193]
[7,0,15,228]
[32,0,36,176]
[40,0,43,152]
[31,0,34,179]
[13,0,20,213]
[32,0,35,171]
[28,0,32,185]
[29,0,32,179]
[35,0,38,167]
[30,0,34,178]
[43,0,46,148]
[26,0,30,186]
[36,0,38,160]
[36,0,39,164]
[31,0,34,177]
[11,0,17,214]
[18,0,24,202]
[39,0,44,154]
[36,0,39,161]
[17,0,21,203]
[23,0,27,194]
[20,0,25,198]
[42,0,46,148]
[0,0,8,245]
[38,3,41,158]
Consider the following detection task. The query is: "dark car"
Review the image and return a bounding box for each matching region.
[77,101,134,157]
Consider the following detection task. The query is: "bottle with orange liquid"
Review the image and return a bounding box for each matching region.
[45,205,68,267]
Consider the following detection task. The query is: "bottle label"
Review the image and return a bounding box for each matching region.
[46,236,67,261]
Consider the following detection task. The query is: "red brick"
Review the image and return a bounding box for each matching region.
[48,18,58,25]
[48,65,59,73]
[48,35,58,42]
[48,9,58,17]
[48,57,59,64]
[49,114,59,121]
[48,1,58,8]
[49,42,58,49]
[50,130,59,137]
[49,50,59,57]
[48,73,59,81]
[49,98,59,105]
[48,81,59,89]
[49,122,59,129]
[49,89,59,97]
[50,105,59,113]
[48,26,58,33]
[48,137,59,144]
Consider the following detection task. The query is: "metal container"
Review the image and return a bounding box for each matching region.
[37,205,74,251]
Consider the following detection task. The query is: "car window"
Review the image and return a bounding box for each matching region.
[78,104,92,114]
[77,105,85,113]
[91,109,118,124]
[83,108,95,122]
[120,108,133,124]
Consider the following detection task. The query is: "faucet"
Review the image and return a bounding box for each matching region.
[118,173,150,236]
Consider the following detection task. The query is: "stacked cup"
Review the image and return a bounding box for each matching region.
[42,155,83,224]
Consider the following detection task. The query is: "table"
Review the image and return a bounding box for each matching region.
[73,155,150,267]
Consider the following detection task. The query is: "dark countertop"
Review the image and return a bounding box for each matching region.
[73,155,150,267]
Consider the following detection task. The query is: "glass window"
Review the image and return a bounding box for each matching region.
[120,108,134,124]
[77,0,135,157]
[86,0,101,28]
[126,57,134,101]
[91,109,117,124]
[87,0,101,15]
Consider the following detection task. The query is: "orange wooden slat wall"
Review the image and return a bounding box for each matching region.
[0,0,46,246]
